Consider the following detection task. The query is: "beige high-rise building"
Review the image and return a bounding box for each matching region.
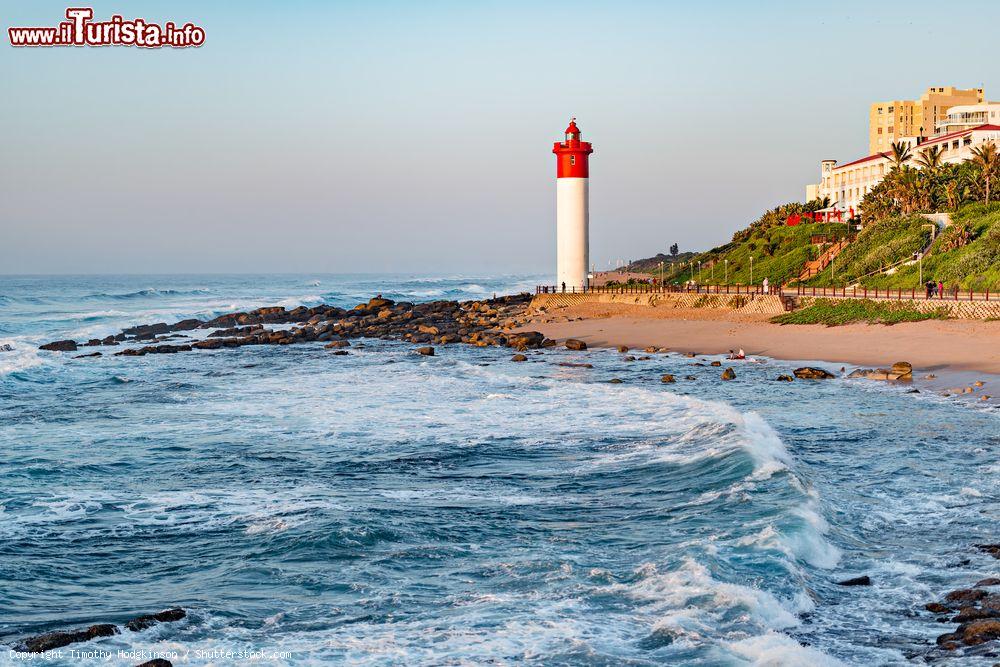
[868,85,984,153]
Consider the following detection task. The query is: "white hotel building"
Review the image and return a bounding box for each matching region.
[807,114,1000,214]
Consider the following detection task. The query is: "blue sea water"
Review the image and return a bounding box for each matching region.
[1,274,998,666]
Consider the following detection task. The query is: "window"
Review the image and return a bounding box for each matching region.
[570,155,576,166]
[878,128,883,134]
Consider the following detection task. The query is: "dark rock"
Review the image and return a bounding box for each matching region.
[101,336,120,346]
[124,608,186,632]
[565,338,587,351]
[123,323,170,339]
[20,623,119,653]
[172,318,202,331]
[793,367,835,379]
[926,602,951,613]
[511,354,528,362]
[624,355,636,362]
[947,589,989,604]
[661,374,676,383]
[416,346,435,356]
[953,606,1000,623]
[959,619,1000,645]
[507,332,545,349]
[324,340,350,349]
[709,360,722,367]
[608,378,623,384]
[721,367,736,381]
[684,375,697,381]
[331,350,349,356]
[209,325,263,338]
[617,345,629,353]
[556,362,593,369]
[135,660,173,667]
[776,375,794,382]
[837,575,871,586]
[975,544,1000,559]
[74,352,102,358]
[84,339,103,346]
[976,578,1000,587]
[39,340,78,352]
[936,631,962,646]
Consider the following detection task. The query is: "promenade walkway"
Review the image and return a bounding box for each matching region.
[535,284,999,303]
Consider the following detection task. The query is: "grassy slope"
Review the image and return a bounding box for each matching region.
[804,215,931,288]
[640,223,849,286]
[854,203,1000,291]
[630,203,1000,290]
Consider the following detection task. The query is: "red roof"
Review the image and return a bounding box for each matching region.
[833,151,891,171]
[565,118,580,135]
[917,124,1000,147]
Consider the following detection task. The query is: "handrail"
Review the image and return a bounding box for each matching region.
[533,284,994,302]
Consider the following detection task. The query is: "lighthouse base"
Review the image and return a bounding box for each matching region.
[556,177,589,291]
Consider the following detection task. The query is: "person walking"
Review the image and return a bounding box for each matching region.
[561,281,566,293]
[762,277,770,294]
[938,280,944,299]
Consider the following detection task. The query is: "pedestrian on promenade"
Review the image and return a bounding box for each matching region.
[762,277,770,294]
[938,280,944,299]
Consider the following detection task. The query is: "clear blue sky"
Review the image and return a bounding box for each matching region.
[2,0,998,274]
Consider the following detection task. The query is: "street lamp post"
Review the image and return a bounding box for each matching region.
[724,259,728,284]
[659,261,663,291]
[750,256,754,285]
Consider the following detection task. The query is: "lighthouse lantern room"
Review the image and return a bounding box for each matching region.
[553,118,594,291]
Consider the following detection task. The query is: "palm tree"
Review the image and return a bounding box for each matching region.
[945,180,960,210]
[889,141,912,170]
[970,141,998,203]
[916,145,943,171]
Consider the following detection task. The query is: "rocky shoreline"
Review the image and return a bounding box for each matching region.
[38,294,550,358]
[920,544,1000,658]
[11,608,185,666]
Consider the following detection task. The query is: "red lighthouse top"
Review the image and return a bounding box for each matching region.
[553,117,593,178]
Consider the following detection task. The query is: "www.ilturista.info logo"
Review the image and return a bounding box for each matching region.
[8,8,205,48]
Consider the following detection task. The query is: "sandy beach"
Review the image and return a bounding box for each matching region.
[517,301,1000,399]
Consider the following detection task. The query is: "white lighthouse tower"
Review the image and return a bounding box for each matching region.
[553,118,594,291]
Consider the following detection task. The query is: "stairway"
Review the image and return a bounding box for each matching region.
[795,237,851,283]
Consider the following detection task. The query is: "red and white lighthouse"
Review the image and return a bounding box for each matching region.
[553,118,594,291]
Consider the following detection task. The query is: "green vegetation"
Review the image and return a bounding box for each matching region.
[629,201,848,286]
[771,299,950,326]
[805,215,931,287]
[807,203,1000,291]
[624,138,1000,290]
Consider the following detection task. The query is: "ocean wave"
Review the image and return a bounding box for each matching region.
[0,338,46,377]
[725,631,847,666]
[83,288,214,300]
[3,487,348,540]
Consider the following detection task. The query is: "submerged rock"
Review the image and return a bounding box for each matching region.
[565,338,587,351]
[837,575,871,586]
[776,375,794,382]
[20,624,118,653]
[511,354,528,362]
[661,374,675,383]
[721,367,736,381]
[793,367,835,379]
[124,608,186,632]
[39,340,78,352]
[416,346,435,356]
